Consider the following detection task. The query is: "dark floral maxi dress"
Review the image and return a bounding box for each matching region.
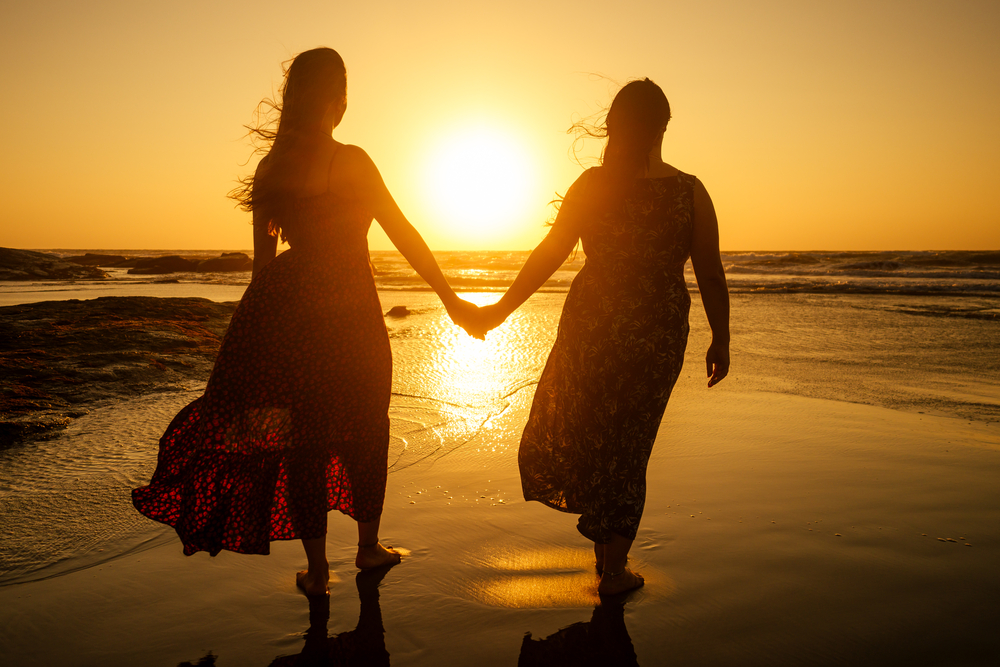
[519,170,697,543]
[132,192,391,556]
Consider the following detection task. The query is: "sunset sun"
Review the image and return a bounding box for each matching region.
[423,125,536,246]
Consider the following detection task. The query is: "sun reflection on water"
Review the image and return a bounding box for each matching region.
[462,545,601,608]
[458,543,676,609]
[384,292,561,469]
[423,292,526,411]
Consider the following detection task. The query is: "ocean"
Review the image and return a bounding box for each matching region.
[8,248,1000,303]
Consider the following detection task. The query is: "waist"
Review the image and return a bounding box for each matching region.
[285,229,367,253]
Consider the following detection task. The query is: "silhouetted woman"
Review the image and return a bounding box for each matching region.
[133,47,476,597]
[478,79,730,595]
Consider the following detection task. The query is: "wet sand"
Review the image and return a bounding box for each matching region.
[2,376,998,666]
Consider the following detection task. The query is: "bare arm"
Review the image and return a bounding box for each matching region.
[346,146,473,323]
[250,155,278,279]
[689,177,730,387]
[486,224,578,323]
[478,173,590,332]
[252,216,278,278]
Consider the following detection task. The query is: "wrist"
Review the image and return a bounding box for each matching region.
[439,289,460,309]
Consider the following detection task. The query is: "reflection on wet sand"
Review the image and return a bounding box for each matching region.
[461,544,674,609]
[463,545,601,608]
[269,568,392,667]
[518,601,639,666]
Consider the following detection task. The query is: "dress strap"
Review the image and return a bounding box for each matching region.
[325,144,342,193]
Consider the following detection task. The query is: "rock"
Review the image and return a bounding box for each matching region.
[0,296,238,448]
[197,252,252,272]
[127,255,199,275]
[64,253,129,267]
[0,248,107,281]
[385,305,410,317]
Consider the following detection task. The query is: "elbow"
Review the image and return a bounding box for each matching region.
[694,264,728,289]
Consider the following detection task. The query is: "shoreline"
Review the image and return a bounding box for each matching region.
[3,290,997,450]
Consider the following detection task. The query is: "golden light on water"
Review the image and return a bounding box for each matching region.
[459,544,676,609]
[422,125,536,246]
[385,293,535,467]
[463,545,602,608]
[423,293,524,412]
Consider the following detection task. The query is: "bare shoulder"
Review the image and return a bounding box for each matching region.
[690,175,719,230]
[646,161,680,178]
[691,175,714,202]
[333,143,375,169]
[330,143,382,184]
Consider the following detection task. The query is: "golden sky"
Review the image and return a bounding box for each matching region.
[2,0,998,251]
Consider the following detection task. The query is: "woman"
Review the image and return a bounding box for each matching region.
[132,47,477,597]
[476,79,730,596]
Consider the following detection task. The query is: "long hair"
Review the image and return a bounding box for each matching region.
[565,78,671,217]
[229,48,347,215]
[602,78,671,179]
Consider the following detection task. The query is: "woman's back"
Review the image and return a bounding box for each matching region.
[254,137,373,250]
[577,169,696,301]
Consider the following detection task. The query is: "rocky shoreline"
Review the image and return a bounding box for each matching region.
[0,247,252,280]
[0,297,237,447]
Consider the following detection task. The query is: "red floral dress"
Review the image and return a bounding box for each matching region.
[133,191,391,556]
[519,170,696,543]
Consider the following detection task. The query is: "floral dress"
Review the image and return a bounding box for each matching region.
[133,191,391,556]
[519,170,696,543]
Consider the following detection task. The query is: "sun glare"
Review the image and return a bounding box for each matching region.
[423,125,536,247]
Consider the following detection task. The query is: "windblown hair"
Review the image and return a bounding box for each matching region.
[601,78,671,178]
[228,48,347,215]
[563,78,671,217]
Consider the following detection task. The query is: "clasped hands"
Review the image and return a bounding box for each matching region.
[446,298,508,340]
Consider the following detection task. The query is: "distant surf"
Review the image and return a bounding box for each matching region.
[12,248,1000,299]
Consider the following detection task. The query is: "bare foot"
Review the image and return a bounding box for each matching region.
[594,543,606,574]
[598,567,644,596]
[296,569,330,597]
[355,542,402,570]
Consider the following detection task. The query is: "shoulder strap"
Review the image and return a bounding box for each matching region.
[325,144,342,192]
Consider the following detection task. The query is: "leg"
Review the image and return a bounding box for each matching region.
[597,532,644,596]
[594,541,606,574]
[296,532,331,597]
[355,517,402,570]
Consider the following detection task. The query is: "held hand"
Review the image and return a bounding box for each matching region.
[705,340,730,388]
[462,303,509,340]
[446,299,512,340]
[446,298,485,340]
[477,303,509,336]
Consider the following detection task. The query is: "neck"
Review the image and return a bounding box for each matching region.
[647,136,665,168]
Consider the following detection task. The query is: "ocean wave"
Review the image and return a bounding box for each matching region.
[837,260,904,271]
[30,248,1000,300]
[724,280,1000,297]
